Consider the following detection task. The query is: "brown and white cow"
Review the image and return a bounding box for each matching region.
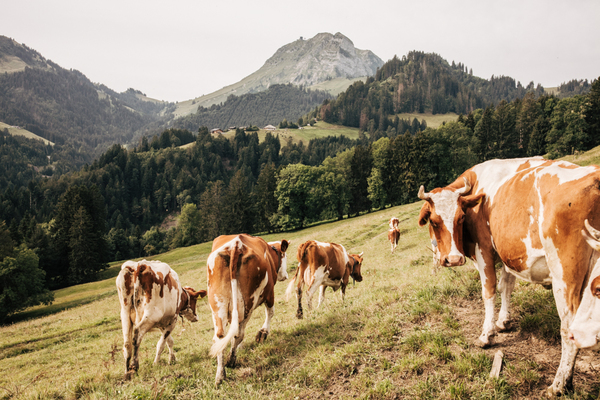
[206,234,289,386]
[285,240,363,319]
[116,260,206,379]
[388,217,400,253]
[417,157,600,397]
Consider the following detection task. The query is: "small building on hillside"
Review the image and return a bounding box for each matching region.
[211,128,223,136]
[264,124,277,131]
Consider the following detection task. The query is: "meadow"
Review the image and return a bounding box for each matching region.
[1,201,600,399]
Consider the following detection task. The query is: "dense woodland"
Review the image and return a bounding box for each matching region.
[0,48,598,320]
[172,84,333,131]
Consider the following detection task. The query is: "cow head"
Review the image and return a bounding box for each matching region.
[418,177,484,267]
[179,287,207,322]
[348,252,364,282]
[269,240,290,281]
[568,220,600,349]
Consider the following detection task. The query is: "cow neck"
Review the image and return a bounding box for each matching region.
[270,245,282,273]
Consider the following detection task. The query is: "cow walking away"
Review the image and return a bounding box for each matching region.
[116,260,206,379]
[206,234,290,386]
[388,217,400,253]
[417,157,600,397]
[285,240,363,319]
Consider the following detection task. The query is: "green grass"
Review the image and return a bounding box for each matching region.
[394,112,460,129]
[1,201,597,399]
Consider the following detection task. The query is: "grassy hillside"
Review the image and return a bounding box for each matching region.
[0,121,54,146]
[2,198,599,398]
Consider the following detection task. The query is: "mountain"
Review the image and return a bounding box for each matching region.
[0,36,173,158]
[173,32,384,117]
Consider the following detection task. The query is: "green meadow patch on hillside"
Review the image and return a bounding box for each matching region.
[1,200,598,399]
[394,112,460,129]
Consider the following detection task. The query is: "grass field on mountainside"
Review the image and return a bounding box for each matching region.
[2,198,600,399]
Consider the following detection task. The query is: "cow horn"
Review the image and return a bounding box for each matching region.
[456,177,471,195]
[418,185,431,200]
[585,219,600,241]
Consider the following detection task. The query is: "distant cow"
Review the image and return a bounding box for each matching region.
[418,157,600,396]
[388,217,400,253]
[206,234,290,386]
[116,260,206,379]
[285,240,363,319]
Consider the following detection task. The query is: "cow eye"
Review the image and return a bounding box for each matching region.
[594,286,600,298]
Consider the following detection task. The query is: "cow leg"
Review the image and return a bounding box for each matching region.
[317,285,326,308]
[256,305,274,343]
[296,287,304,319]
[227,318,247,368]
[306,267,325,312]
[215,351,226,387]
[546,281,579,397]
[496,266,516,331]
[474,250,498,348]
[120,307,134,377]
[129,319,153,378]
[154,326,176,365]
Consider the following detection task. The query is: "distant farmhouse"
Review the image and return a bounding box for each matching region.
[264,124,277,131]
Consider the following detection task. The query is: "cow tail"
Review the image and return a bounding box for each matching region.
[285,267,299,301]
[285,241,310,301]
[210,238,243,357]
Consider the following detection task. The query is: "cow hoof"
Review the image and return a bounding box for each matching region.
[544,386,559,398]
[296,312,303,319]
[124,371,135,380]
[256,329,269,343]
[496,320,511,332]
[473,338,492,348]
[225,357,236,369]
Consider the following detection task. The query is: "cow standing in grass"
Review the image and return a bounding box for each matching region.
[116,260,206,379]
[388,217,400,253]
[418,157,600,397]
[206,234,290,386]
[286,240,363,319]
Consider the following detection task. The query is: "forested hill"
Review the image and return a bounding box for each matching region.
[171,84,333,131]
[0,36,174,158]
[318,51,551,130]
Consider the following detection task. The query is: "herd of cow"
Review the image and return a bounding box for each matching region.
[116,156,600,397]
[116,234,363,386]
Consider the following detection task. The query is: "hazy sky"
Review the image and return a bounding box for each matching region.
[4,0,599,102]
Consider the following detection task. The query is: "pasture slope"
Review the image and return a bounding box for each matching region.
[2,200,600,398]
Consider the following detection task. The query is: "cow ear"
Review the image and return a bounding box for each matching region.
[418,203,431,227]
[462,193,485,209]
[281,240,289,253]
[185,286,207,299]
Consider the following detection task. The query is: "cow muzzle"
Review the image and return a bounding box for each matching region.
[442,255,465,267]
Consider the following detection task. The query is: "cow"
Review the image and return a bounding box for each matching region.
[116,260,206,379]
[568,220,600,349]
[285,240,363,319]
[206,234,290,386]
[388,217,400,253]
[417,157,600,397]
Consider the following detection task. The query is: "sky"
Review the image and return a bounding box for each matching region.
[3,0,600,103]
